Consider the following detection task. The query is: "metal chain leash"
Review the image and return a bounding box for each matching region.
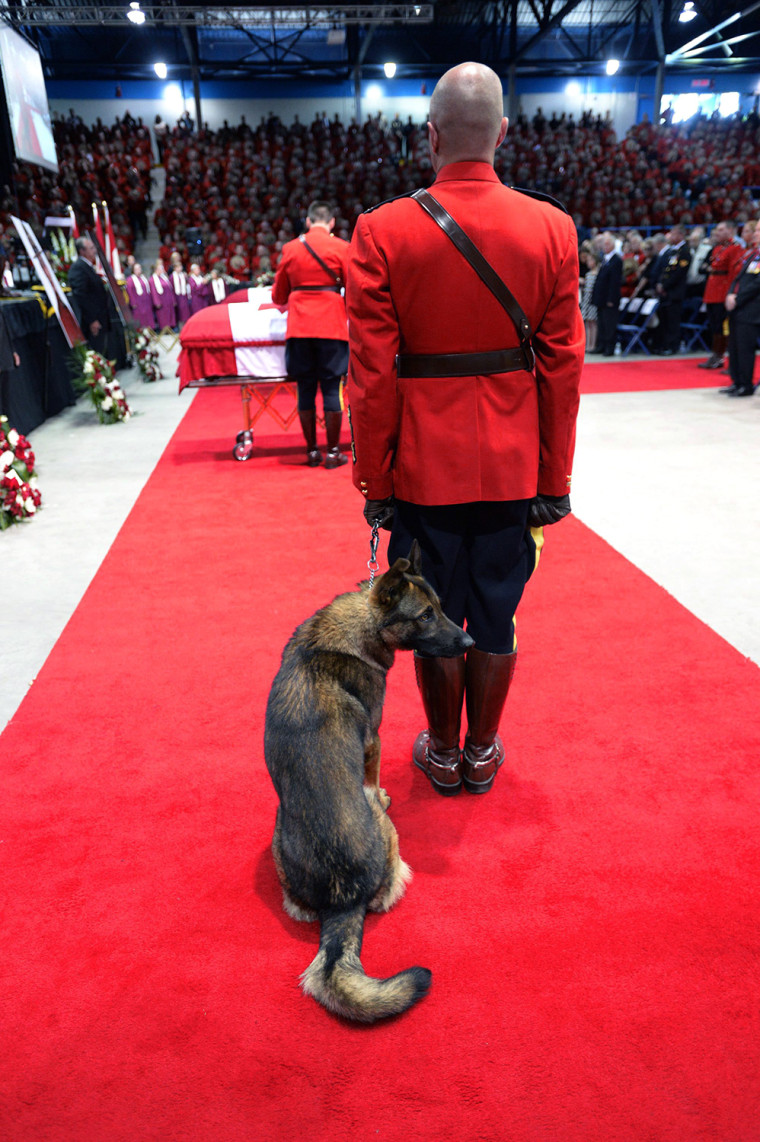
[367,519,380,587]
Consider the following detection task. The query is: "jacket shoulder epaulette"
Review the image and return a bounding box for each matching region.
[362,190,418,215]
[509,186,570,215]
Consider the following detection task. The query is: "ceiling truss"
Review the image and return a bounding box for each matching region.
[1,0,759,81]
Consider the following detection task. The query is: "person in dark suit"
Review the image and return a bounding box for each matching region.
[723,226,760,397]
[656,224,691,354]
[591,234,622,355]
[67,237,110,354]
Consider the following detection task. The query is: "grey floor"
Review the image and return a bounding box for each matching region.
[2,346,758,732]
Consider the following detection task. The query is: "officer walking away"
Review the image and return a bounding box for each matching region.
[723,224,760,397]
[345,62,584,797]
[655,224,691,354]
[272,200,350,468]
[68,236,111,355]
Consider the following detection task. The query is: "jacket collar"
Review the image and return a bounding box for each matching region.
[433,161,501,185]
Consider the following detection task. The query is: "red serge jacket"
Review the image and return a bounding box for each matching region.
[345,162,585,506]
[703,241,745,305]
[271,228,349,342]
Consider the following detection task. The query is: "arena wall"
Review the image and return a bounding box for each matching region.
[47,70,760,143]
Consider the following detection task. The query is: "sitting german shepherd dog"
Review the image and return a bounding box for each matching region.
[264,541,473,1022]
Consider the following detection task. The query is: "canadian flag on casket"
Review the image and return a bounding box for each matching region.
[178,287,287,391]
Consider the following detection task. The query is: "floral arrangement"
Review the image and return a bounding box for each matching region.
[48,228,76,284]
[133,327,162,383]
[255,270,275,288]
[0,415,41,529]
[71,342,131,424]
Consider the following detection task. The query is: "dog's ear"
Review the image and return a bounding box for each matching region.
[372,557,409,609]
[408,539,422,577]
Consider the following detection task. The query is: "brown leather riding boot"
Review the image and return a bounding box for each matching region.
[323,410,348,468]
[299,410,322,466]
[462,648,517,794]
[412,654,466,796]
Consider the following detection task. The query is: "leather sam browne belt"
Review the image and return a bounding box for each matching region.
[396,188,536,378]
[396,346,533,377]
[291,285,342,292]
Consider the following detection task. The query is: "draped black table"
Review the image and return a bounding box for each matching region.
[0,293,78,435]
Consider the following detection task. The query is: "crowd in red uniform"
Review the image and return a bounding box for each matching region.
[2,109,154,263]
[3,103,760,303]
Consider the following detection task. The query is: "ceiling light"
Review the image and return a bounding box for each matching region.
[164,83,184,115]
[154,61,167,79]
[679,1,697,21]
[384,62,397,79]
[127,2,145,24]
[606,58,620,75]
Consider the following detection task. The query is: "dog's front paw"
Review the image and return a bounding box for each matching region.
[378,786,391,811]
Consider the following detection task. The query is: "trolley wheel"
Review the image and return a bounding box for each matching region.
[233,439,254,462]
[235,429,253,445]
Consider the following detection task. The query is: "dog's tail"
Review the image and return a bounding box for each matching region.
[300,906,431,1022]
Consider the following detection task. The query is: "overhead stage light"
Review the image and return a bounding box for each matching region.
[384,62,397,79]
[154,62,167,79]
[679,1,697,21]
[606,58,620,75]
[127,2,145,24]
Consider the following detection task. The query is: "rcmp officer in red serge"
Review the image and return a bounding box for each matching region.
[699,220,743,373]
[345,62,584,797]
[272,200,350,468]
[723,223,760,398]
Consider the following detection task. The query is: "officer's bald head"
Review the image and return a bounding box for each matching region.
[428,62,507,169]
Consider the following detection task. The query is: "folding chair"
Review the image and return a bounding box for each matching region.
[617,297,658,355]
[680,297,710,352]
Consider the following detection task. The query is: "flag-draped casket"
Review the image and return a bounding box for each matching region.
[178,288,287,391]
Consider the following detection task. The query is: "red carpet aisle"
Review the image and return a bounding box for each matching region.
[1,385,758,1142]
[580,354,734,393]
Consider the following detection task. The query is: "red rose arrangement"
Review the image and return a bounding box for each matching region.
[71,344,132,424]
[134,328,163,383]
[0,415,42,530]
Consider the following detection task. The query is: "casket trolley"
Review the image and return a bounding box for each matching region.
[178,288,305,462]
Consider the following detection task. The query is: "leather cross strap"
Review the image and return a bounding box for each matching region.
[298,234,342,287]
[410,187,534,357]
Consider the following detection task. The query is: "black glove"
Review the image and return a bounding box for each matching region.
[363,497,395,530]
[528,493,571,527]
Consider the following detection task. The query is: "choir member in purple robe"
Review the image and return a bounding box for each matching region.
[208,266,229,305]
[149,258,176,329]
[170,255,192,326]
[125,263,156,329]
[188,263,210,315]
